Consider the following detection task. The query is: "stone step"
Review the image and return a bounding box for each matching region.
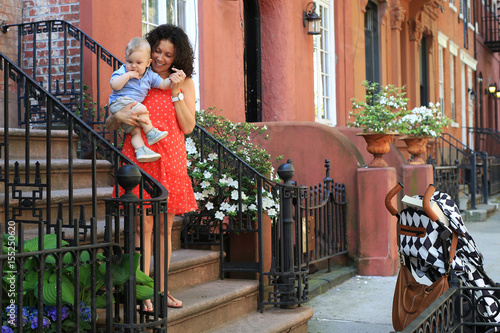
[0,158,114,190]
[165,279,259,333]
[0,186,113,226]
[207,306,314,333]
[0,128,79,159]
[168,249,221,292]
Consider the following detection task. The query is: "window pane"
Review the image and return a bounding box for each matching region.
[167,0,175,24]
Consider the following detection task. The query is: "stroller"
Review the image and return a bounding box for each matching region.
[385,183,500,332]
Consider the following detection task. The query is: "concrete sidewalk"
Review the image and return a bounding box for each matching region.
[306,198,500,333]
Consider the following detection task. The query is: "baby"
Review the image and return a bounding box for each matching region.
[109,37,170,162]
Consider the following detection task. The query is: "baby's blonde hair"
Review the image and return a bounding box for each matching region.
[125,37,151,58]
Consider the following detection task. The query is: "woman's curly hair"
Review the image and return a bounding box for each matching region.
[145,24,195,78]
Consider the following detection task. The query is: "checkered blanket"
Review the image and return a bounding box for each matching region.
[398,191,500,327]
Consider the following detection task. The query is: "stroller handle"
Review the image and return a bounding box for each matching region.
[385,182,404,216]
[423,184,439,222]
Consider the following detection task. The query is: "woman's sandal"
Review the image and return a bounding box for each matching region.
[165,292,183,308]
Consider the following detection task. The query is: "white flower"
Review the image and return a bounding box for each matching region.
[208,153,218,161]
[249,204,257,211]
[215,211,225,220]
[205,202,214,210]
[231,190,239,200]
[194,192,203,200]
[203,170,212,179]
[228,179,239,188]
[267,208,277,217]
[220,202,231,211]
[200,181,210,189]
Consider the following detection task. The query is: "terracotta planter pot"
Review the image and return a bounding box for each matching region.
[399,136,430,165]
[358,133,395,168]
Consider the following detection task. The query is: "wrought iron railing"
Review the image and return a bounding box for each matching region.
[402,278,500,333]
[468,127,500,196]
[431,134,488,209]
[0,25,169,331]
[482,6,500,52]
[304,159,348,271]
[183,125,314,310]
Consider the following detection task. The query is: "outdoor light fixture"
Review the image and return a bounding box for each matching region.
[487,83,497,95]
[303,2,321,35]
[496,90,500,99]
[468,88,476,100]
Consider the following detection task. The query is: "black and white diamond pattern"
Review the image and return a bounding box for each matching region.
[398,191,500,327]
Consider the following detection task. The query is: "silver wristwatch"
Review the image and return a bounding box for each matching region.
[172,92,184,102]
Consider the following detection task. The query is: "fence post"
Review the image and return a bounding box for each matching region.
[277,159,296,306]
[482,152,489,203]
[116,165,142,331]
[470,154,477,209]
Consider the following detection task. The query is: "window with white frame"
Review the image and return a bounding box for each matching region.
[313,0,336,126]
[450,54,456,121]
[439,45,445,115]
[142,0,200,106]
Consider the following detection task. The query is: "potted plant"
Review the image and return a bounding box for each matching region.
[348,80,409,167]
[395,102,451,165]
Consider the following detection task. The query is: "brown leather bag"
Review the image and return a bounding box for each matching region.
[392,232,458,331]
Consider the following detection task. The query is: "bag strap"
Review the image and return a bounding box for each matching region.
[446,231,458,273]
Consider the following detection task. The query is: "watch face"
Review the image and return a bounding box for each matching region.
[178,93,184,100]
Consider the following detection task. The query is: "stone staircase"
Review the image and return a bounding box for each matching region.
[1,128,314,332]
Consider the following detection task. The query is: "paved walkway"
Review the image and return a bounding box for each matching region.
[306,202,500,333]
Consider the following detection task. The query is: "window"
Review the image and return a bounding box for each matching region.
[141,0,200,108]
[438,45,445,115]
[142,0,188,35]
[450,54,456,121]
[313,0,336,125]
[364,1,380,85]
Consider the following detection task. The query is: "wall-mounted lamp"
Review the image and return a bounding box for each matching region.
[303,2,321,35]
[495,90,500,99]
[468,88,476,100]
[486,83,497,95]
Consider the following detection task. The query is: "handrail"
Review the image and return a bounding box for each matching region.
[0,50,167,200]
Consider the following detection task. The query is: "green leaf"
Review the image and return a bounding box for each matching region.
[135,268,154,287]
[100,253,140,285]
[95,292,113,309]
[34,273,75,306]
[136,285,155,301]
[24,234,68,252]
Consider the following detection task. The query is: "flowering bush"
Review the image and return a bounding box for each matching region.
[348,80,409,134]
[396,102,451,137]
[186,109,281,224]
[1,234,154,332]
[1,303,90,332]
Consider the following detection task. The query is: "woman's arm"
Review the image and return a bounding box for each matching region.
[105,102,149,131]
[170,71,196,134]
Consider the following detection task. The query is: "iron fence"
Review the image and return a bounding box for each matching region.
[402,278,500,333]
[0,47,168,331]
[431,134,488,209]
[304,159,348,271]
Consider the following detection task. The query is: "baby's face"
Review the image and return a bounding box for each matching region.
[125,47,152,77]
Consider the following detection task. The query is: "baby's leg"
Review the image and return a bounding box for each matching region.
[132,104,154,134]
[129,127,146,150]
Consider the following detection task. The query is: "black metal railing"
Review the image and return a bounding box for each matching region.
[183,124,314,310]
[468,127,500,196]
[431,134,488,209]
[304,159,348,271]
[482,4,500,52]
[0,45,168,332]
[403,280,500,332]
[1,20,122,153]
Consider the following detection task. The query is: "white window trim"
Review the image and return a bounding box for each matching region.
[313,0,336,126]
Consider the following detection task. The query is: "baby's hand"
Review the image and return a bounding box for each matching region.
[128,71,140,80]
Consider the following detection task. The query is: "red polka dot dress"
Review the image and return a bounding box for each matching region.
[120,88,198,215]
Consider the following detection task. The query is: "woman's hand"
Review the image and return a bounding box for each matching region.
[169,68,186,96]
[105,102,150,131]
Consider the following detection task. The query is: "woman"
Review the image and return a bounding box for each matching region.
[105,24,198,310]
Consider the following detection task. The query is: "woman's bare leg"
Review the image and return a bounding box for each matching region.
[135,215,154,310]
